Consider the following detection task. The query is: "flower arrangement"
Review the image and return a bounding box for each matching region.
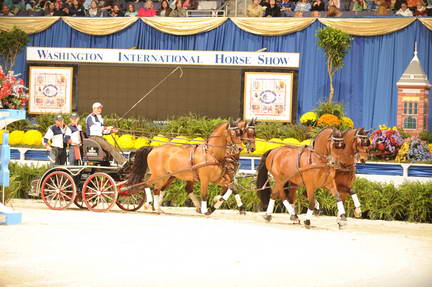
[317,113,341,128]
[370,127,404,160]
[0,69,29,109]
[340,116,354,129]
[396,140,432,163]
[300,112,318,126]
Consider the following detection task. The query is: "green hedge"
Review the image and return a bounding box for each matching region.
[6,163,432,223]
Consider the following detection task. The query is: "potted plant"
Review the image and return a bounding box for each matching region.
[0,26,29,74]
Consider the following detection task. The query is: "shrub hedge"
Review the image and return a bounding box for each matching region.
[5,164,432,223]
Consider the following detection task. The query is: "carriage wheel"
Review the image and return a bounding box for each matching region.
[116,192,146,211]
[41,171,77,210]
[82,173,118,212]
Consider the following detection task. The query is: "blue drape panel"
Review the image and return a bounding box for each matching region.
[14,18,432,130]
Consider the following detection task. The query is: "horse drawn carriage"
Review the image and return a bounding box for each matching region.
[30,137,147,212]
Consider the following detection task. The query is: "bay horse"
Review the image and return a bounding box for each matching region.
[127,122,244,215]
[286,128,371,221]
[256,128,347,227]
[185,119,257,215]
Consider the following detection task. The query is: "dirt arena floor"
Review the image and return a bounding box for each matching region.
[1,199,432,287]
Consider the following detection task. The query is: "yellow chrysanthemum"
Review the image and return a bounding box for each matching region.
[171,136,189,146]
[103,134,119,146]
[253,138,268,155]
[317,114,341,128]
[429,144,432,154]
[301,139,312,146]
[22,130,43,145]
[134,137,150,149]
[265,138,285,151]
[151,134,170,146]
[341,116,354,129]
[378,124,388,131]
[9,130,25,145]
[395,141,410,163]
[189,137,205,145]
[283,138,301,146]
[300,112,318,126]
[117,134,135,149]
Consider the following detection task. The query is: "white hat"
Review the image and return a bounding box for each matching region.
[92,102,103,109]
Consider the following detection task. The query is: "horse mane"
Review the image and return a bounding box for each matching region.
[209,122,229,138]
[312,127,335,149]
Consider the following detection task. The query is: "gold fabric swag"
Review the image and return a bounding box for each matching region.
[0,17,430,36]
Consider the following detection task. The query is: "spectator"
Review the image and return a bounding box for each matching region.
[351,0,366,10]
[158,0,172,16]
[426,0,432,16]
[170,0,187,16]
[327,4,343,15]
[406,0,417,12]
[340,0,351,10]
[279,0,296,16]
[294,10,304,15]
[295,0,311,11]
[44,1,55,15]
[182,0,195,9]
[61,4,71,15]
[108,3,124,16]
[311,9,321,15]
[70,0,85,15]
[395,2,413,14]
[311,0,325,11]
[124,3,137,15]
[82,0,92,9]
[328,0,340,8]
[168,0,176,9]
[86,0,102,16]
[247,0,265,16]
[100,0,113,16]
[415,1,427,15]
[376,0,389,14]
[0,4,14,15]
[264,0,281,16]
[138,0,156,16]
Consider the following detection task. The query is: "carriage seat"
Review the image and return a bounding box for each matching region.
[82,138,112,163]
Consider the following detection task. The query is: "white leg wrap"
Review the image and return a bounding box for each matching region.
[266,199,275,215]
[283,200,296,216]
[159,191,165,205]
[153,195,159,210]
[314,199,320,210]
[222,189,233,201]
[145,188,152,203]
[234,194,243,207]
[337,201,346,216]
[201,201,208,214]
[214,198,223,209]
[351,194,361,208]
[305,208,313,220]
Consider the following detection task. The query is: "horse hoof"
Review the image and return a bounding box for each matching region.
[263,214,272,222]
[354,208,362,218]
[338,214,348,227]
[205,207,215,216]
[304,219,311,228]
[313,208,322,216]
[239,206,246,215]
[143,203,152,210]
[290,215,300,224]
[195,208,201,214]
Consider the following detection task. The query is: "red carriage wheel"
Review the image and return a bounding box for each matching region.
[41,171,77,210]
[115,181,146,211]
[82,173,118,212]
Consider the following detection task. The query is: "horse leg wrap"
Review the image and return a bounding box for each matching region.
[201,201,208,214]
[222,189,233,201]
[214,197,224,209]
[145,188,153,203]
[337,201,346,216]
[305,208,314,221]
[351,194,361,208]
[159,191,165,206]
[188,193,201,209]
[282,200,296,216]
[234,194,243,207]
[314,199,320,210]
[266,199,275,215]
[153,195,160,211]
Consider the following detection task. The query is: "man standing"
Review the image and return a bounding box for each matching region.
[86,102,126,166]
[43,114,67,165]
[64,112,82,165]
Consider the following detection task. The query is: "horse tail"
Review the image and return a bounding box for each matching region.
[128,146,153,188]
[256,150,272,210]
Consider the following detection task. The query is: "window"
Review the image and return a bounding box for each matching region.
[403,102,418,115]
[404,116,417,130]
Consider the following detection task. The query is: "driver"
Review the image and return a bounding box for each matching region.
[85,102,127,166]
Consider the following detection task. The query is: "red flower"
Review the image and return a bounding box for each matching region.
[378,144,385,151]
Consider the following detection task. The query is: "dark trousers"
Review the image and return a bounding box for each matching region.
[90,136,127,165]
[49,147,67,165]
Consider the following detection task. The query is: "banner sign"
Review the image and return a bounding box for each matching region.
[243,72,294,122]
[27,47,300,68]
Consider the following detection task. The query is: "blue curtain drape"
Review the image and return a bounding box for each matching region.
[14,19,432,130]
